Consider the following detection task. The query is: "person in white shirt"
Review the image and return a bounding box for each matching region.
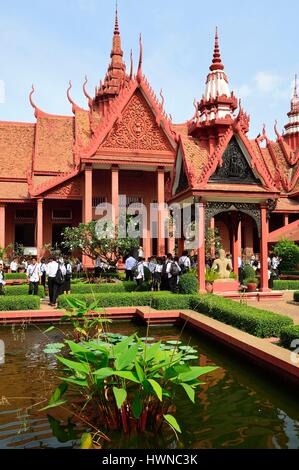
[179,250,191,274]
[46,257,59,306]
[10,258,18,273]
[0,264,5,295]
[27,258,41,296]
[63,258,72,295]
[166,254,181,293]
[40,258,47,291]
[135,257,145,287]
[125,254,137,281]
[271,256,280,271]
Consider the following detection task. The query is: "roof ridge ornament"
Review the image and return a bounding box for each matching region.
[210,27,224,71]
[137,33,143,84]
[83,76,93,109]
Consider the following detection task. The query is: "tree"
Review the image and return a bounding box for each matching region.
[62,221,139,267]
[273,239,299,272]
[205,228,223,257]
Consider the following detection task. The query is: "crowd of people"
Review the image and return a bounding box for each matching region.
[124,250,192,293]
[0,256,73,306]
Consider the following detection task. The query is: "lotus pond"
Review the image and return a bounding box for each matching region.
[0,321,299,449]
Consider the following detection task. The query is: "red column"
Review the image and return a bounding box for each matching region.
[197,202,206,293]
[83,166,93,268]
[111,166,119,227]
[37,199,44,259]
[0,204,6,249]
[210,217,215,258]
[260,205,270,292]
[283,214,289,226]
[157,168,165,256]
[231,214,241,276]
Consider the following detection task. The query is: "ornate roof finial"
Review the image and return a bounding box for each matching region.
[274,120,281,140]
[67,80,75,106]
[137,33,143,83]
[130,49,133,79]
[83,76,93,108]
[114,1,120,36]
[29,84,36,110]
[210,27,224,71]
[294,74,298,98]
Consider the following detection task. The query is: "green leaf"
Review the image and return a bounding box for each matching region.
[148,379,163,401]
[180,383,195,403]
[135,361,145,382]
[112,335,136,357]
[115,344,139,370]
[145,342,161,362]
[132,393,143,419]
[163,414,182,434]
[113,387,127,409]
[114,371,140,383]
[56,356,91,374]
[178,366,218,382]
[93,367,115,380]
[81,433,93,449]
[59,376,89,388]
[44,326,55,333]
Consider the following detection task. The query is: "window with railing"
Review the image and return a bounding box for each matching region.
[15,209,36,220]
[92,197,108,209]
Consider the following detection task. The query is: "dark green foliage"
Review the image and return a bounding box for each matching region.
[188,295,293,338]
[70,282,137,295]
[242,264,256,280]
[294,291,299,302]
[273,281,299,291]
[274,239,299,272]
[0,295,40,311]
[58,292,292,338]
[4,285,45,298]
[4,273,27,280]
[178,273,198,294]
[280,325,299,349]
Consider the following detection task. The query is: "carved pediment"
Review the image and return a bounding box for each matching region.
[45,178,82,199]
[210,137,260,184]
[99,90,173,152]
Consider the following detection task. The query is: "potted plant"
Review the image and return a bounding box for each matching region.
[205,268,220,293]
[244,277,258,292]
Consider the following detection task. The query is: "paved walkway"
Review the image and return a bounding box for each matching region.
[246,291,299,325]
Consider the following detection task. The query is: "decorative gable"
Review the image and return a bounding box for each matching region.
[99,90,173,152]
[210,137,261,184]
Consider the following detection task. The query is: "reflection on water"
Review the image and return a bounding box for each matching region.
[0,322,299,449]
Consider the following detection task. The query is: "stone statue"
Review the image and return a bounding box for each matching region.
[212,249,232,279]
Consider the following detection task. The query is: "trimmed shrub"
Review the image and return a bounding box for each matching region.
[57,291,292,338]
[72,272,119,280]
[294,291,299,302]
[273,239,299,272]
[280,325,299,349]
[69,282,137,295]
[57,292,191,311]
[242,264,256,280]
[4,285,45,298]
[189,295,293,338]
[4,273,27,280]
[0,295,40,311]
[178,273,199,294]
[273,280,299,291]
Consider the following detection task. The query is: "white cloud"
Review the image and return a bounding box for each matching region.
[254,71,282,93]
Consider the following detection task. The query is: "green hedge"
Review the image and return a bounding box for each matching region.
[294,291,299,302]
[280,325,299,349]
[0,295,41,311]
[58,292,191,311]
[4,285,45,298]
[4,273,27,280]
[188,295,293,338]
[72,272,119,280]
[69,282,137,295]
[57,292,292,338]
[178,273,199,294]
[273,280,299,290]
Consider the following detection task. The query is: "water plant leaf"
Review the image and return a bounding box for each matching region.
[113,387,127,409]
[56,356,91,375]
[166,340,182,345]
[115,344,139,370]
[81,432,93,449]
[135,361,145,382]
[114,371,140,383]
[144,341,162,362]
[59,376,89,388]
[148,379,163,401]
[163,414,182,434]
[41,383,68,411]
[178,366,218,382]
[180,383,195,403]
[132,393,143,419]
[44,326,55,333]
[93,367,115,380]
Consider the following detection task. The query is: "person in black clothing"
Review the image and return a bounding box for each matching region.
[0,265,5,295]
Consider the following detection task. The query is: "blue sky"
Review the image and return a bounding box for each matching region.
[0,0,298,139]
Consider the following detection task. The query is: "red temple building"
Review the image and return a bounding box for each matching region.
[0,11,299,289]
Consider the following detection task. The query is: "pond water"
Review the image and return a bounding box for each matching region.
[0,321,299,449]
